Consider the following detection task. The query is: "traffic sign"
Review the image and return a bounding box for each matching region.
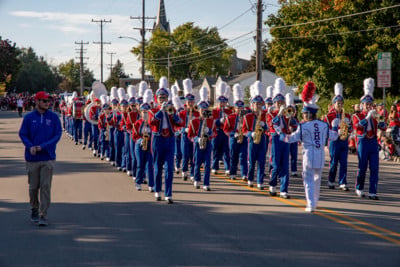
[377,52,391,70]
[377,70,391,88]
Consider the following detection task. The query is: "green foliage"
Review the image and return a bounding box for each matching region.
[12,48,59,93]
[58,59,94,92]
[104,59,128,89]
[246,43,276,73]
[0,37,21,91]
[132,23,235,81]
[266,0,400,99]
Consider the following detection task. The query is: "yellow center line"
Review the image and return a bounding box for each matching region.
[210,171,400,246]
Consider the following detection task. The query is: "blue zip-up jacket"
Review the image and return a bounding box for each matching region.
[19,109,62,162]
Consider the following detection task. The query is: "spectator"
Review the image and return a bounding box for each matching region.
[18,91,62,226]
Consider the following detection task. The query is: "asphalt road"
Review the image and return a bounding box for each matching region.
[0,110,399,267]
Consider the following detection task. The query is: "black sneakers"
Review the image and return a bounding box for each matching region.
[38,216,48,226]
[31,208,39,223]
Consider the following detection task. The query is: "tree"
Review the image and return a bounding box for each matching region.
[266,0,400,98]
[104,59,128,89]
[132,22,235,81]
[0,37,21,93]
[12,48,59,93]
[58,59,94,92]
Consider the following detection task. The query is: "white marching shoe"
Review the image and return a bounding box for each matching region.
[356,189,365,197]
[203,186,210,191]
[305,206,315,213]
[194,181,200,189]
[269,186,277,196]
[247,180,254,187]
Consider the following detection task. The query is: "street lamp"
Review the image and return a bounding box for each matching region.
[118,36,141,43]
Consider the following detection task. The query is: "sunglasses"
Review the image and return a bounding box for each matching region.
[40,99,50,103]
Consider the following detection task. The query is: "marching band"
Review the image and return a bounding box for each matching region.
[60,76,394,211]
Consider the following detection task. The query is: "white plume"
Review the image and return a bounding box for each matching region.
[216,82,227,98]
[100,95,108,106]
[266,86,273,98]
[138,81,148,97]
[199,86,209,101]
[110,87,118,101]
[334,83,343,97]
[127,85,136,99]
[285,92,294,107]
[143,89,153,105]
[170,85,179,97]
[252,80,262,98]
[273,78,286,97]
[363,78,374,97]
[117,87,127,101]
[183,78,193,96]
[172,95,184,110]
[233,83,244,102]
[72,91,78,99]
[159,76,168,89]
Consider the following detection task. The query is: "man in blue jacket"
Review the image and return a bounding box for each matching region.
[19,91,62,226]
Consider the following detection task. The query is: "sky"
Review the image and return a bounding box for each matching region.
[0,0,280,81]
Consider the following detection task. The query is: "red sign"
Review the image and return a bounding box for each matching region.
[377,70,391,88]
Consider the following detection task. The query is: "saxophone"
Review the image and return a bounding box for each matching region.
[236,111,244,144]
[141,112,149,151]
[253,110,263,144]
[199,115,209,150]
[339,108,349,141]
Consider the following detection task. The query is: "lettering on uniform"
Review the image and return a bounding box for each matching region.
[314,123,320,148]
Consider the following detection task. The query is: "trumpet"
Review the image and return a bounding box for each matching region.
[283,106,295,117]
[163,104,175,115]
[192,105,199,112]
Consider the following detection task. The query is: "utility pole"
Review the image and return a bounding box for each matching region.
[130,0,156,81]
[92,19,111,83]
[75,41,89,96]
[107,52,116,77]
[256,0,263,81]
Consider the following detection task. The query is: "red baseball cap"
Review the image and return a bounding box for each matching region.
[35,91,50,100]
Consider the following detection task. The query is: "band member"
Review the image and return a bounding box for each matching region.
[324,83,352,190]
[82,99,93,150]
[267,78,296,199]
[98,96,111,160]
[279,81,339,212]
[188,87,216,191]
[115,88,128,171]
[179,78,199,180]
[171,85,184,174]
[243,81,269,189]
[388,101,400,143]
[149,77,183,204]
[132,89,155,191]
[125,86,139,177]
[89,97,102,157]
[284,91,299,177]
[211,82,232,175]
[352,78,387,200]
[224,84,248,181]
[108,87,119,166]
[264,85,274,172]
[72,92,84,145]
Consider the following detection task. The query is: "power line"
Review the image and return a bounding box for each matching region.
[272,3,400,30]
[266,24,400,40]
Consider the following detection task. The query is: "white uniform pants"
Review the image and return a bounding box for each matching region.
[302,168,322,209]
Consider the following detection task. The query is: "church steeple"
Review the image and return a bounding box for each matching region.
[153,0,170,32]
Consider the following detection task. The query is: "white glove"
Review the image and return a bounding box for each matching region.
[366,110,376,120]
[184,127,189,133]
[278,105,285,116]
[144,127,151,134]
[338,129,343,136]
[220,117,225,124]
[259,121,265,127]
[275,126,282,135]
[234,133,239,138]
[332,118,340,128]
[161,102,168,110]
[205,127,209,133]
[344,117,350,125]
[251,132,256,139]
